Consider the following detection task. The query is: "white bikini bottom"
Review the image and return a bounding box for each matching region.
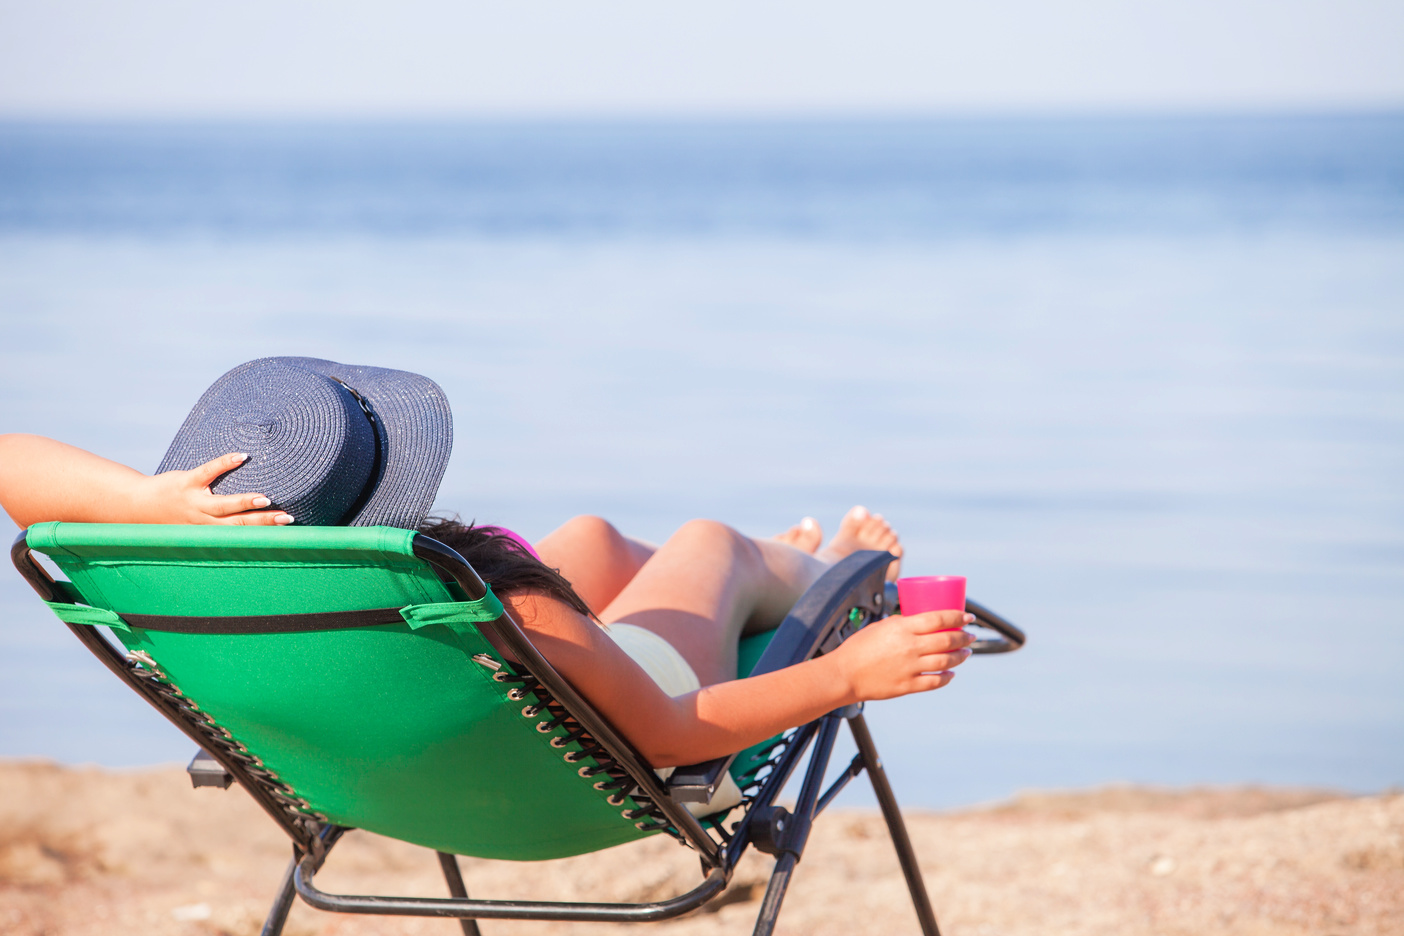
[602,623,745,816]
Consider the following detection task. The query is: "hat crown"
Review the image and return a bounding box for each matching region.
[232,411,277,437]
[160,360,378,527]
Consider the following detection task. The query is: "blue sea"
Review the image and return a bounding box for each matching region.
[1,114,1401,809]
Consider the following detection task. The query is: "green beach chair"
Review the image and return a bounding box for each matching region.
[11,522,1024,935]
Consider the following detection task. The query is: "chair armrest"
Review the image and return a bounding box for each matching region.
[667,550,894,803]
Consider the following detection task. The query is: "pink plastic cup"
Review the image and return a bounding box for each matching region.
[896,575,967,629]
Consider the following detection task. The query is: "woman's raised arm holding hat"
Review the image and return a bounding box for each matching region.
[0,433,292,529]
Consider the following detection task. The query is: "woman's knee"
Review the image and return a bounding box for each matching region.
[665,518,755,559]
[558,514,624,548]
[536,514,632,580]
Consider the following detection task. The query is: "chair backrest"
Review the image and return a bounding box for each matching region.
[26,522,680,861]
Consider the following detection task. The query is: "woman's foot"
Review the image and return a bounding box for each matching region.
[816,506,904,580]
[772,516,823,554]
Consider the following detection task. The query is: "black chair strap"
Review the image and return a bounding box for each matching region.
[120,607,405,634]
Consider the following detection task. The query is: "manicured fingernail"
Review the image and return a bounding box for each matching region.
[964,613,976,623]
[853,506,869,518]
[252,496,271,508]
[232,453,249,462]
[275,514,294,525]
[801,517,817,529]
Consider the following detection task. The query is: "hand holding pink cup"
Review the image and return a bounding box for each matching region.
[895,575,967,630]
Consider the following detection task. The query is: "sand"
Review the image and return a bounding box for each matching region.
[1,760,1399,936]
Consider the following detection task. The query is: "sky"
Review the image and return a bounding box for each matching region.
[1,0,1402,117]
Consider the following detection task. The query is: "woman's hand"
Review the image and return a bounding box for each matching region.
[130,453,293,525]
[829,610,976,702]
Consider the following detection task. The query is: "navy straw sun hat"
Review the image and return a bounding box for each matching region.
[157,357,453,529]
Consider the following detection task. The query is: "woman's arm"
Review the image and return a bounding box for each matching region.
[504,592,973,767]
[0,434,291,528]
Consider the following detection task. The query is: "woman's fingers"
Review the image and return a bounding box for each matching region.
[898,626,971,661]
[204,491,274,518]
[911,629,974,655]
[217,510,294,526]
[913,672,955,691]
[901,627,974,681]
[190,463,293,525]
[187,452,249,489]
[902,609,971,633]
[916,649,972,672]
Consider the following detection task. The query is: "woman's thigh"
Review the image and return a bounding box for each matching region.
[600,519,824,687]
[533,515,657,615]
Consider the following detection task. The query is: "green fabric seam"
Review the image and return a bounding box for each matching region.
[25,520,419,552]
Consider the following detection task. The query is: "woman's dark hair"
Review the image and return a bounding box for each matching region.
[416,516,594,619]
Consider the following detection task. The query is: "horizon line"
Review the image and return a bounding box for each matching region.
[1,103,1402,125]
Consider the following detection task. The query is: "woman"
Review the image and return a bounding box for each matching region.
[0,357,973,789]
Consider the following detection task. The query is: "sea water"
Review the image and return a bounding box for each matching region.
[0,115,1400,808]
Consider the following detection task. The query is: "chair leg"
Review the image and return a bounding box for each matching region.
[750,713,845,936]
[437,851,483,936]
[259,853,300,936]
[751,851,798,936]
[848,712,941,936]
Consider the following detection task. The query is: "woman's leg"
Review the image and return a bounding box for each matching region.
[534,515,658,615]
[532,513,825,617]
[598,520,830,687]
[538,509,904,682]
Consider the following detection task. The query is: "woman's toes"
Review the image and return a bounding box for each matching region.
[863,511,893,534]
[773,516,823,554]
[839,505,870,534]
[885,542,904,581]
[818,505,905,563]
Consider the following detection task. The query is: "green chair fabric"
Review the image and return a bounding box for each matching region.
[27,522,776,861]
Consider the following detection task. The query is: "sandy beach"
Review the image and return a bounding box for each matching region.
[1,760,1399,936]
